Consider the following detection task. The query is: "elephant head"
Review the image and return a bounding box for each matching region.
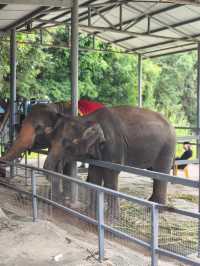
[1,104,60,161]
[44,116,106,172]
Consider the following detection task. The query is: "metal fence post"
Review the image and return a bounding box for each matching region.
[31,170,37,222]
[138,54,142,107]
[97,191,105,262]
[37,152,40,168]
[9,160,15,180]
[70,0,79,204]
[25,151,28,185]
[151,205,159,266]
[197,42,200,257]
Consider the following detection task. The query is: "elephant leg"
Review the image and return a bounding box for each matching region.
[0,166,6,178]
[149,145,174,205]
[149,180,168,205]
[103,169,120,220]
[86,166,103,217]
[51,176,62,202]
[62,163,71,201]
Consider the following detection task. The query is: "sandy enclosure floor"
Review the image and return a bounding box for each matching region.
[0,204,185,266]
[0,157,199,266]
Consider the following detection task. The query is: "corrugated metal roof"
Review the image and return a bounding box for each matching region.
[1,0,200,57]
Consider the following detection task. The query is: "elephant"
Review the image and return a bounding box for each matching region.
[0,102,70,163]
[44,106,176,206]
[0,100,104,199]
[0,99,104,163]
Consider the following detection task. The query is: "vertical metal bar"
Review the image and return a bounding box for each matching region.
[37,152,40,168]
[40,29,43,45]
[97,191,105,262]
[31,170,37,222]
[119,4,123,30]
[88,6,91,26]
[147,16,151,34]
[138,54,142,107]
[25,151,28,185]
[70,0,79,203]
[151,205,158,266]
[9,28,17,145]
[9,28,17,178]
[92,34,95,49]
[197,43,200,257]
[9,160,15,181]
[71,0,79,117]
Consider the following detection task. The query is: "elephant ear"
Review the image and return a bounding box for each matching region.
[82,123,105,153]
[44,113,63,135]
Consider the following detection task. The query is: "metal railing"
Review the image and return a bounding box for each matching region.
[0,159,200,266]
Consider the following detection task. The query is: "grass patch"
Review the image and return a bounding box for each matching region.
[113,202,198,256]
[175,194,198,204]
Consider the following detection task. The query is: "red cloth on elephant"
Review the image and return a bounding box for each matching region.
[78,99,104,116]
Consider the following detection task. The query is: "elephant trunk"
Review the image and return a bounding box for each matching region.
[1,121,36,162]
[44,153,59,172]
[44,142,64,172]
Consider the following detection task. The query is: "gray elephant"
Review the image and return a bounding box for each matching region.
[44,106,176,205]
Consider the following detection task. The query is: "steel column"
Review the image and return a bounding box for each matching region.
[138,54,142,107]
[97,191,105,262]
[197,43,200,257]
[151,205,159,266]
[71,0,79,117]
[31,170,38,222]
[70,0,79,202]
[9,28,16,145]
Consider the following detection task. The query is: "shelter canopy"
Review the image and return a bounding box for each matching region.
[1,0,200,57]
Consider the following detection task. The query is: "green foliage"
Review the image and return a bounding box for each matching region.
[153,52,197,126]
[0,26,198,129]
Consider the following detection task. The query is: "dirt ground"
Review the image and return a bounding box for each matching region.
[0,158,199,266]
[0,204,182,266]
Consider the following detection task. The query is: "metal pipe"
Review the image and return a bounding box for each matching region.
[197,42,200,257]
[9,28,16,145]
[31,170,38,222]
[71,0,79,117]
[97,191,105,262]
[70,0,79,203]
[151,205,158,266]
[138,54,142,107]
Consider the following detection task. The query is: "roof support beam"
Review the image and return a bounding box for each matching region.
[78,3,182,44]
[125,3,198,40]
[32,0,96,30]
[3,6,50,32]
[143,42,196,56]
[114,10,200,44]
[130,31,200,53]
[0,0,72,7]
[16,6,63,31]
[78,24,197,42]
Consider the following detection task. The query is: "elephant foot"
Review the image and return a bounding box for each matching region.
[51,192,64,204]
[69,201,86,211]
[148,194,167,205]
[0,167,6,178]
[85,204,96,219]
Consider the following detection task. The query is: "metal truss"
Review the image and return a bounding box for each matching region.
[1,0,200,57]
